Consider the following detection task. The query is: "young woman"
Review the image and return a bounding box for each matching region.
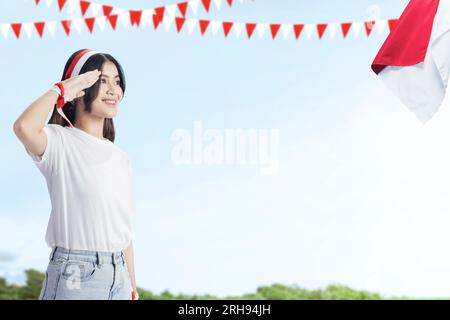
[13,49,138,300]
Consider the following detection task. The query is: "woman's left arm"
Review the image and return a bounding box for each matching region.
[124,240,137,295]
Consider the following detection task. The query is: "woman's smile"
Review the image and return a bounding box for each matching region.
[102,99,117,106]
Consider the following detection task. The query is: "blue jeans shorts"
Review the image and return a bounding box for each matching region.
[39,246,132,300]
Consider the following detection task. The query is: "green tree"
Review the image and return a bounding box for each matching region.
[0,277,20,300]
[17,269,45,300]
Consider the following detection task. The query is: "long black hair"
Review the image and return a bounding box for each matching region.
[48,49,126,142]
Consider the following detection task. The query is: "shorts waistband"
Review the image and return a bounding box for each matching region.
[49,246,125,266]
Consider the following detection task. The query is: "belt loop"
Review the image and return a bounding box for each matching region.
[96,251,102,268]
[121,251,125,266]
[49,246,57,261]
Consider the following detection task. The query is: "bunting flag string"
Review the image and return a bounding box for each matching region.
[33,0,244,17]
[2,0,399,41]
[0,12,399,41]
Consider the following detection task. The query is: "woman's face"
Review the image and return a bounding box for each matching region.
[90,61,123,119]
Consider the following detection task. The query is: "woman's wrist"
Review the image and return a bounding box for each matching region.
[53,82,66,108]
[48,86,60,102]
[50,85,61,96]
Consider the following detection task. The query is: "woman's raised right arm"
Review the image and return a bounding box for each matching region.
[13,89,59,158]
[13,69,101,158]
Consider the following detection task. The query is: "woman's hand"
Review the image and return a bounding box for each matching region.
[60,69,101,102]
[131,290,139,300]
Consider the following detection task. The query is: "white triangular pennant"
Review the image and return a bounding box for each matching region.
[141,10,153,28]
[163,15,174,31]
[118,12,129,29]
[72,18,84,34]
[328,23,339,39]
[186,18,197,34]
[234,22,244,39]
[96,16,107,31]
[189,0,200,15]
[0,24,9,39]
[375,20,387,35]
[166,4,177,16]
[46,21,57,37]
[214,0,222,10]
[281,24,291,39]
[23,22,34,39]
[304,24,314,39]
[112,7,125,15]
[45,0,53,8]
[352,22,363,38]
[257,23,268,39]
[67,0,78,14]
[90,3,102,16]
[210,20,221,36]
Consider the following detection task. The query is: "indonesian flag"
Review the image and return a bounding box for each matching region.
[371,0,450,124]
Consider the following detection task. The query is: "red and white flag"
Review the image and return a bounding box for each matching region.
[371,0,450,124]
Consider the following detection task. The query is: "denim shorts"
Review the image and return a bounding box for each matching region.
[39,246,132,300]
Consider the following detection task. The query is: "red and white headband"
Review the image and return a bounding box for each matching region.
[54,49,101,127]
[64,49,101,79]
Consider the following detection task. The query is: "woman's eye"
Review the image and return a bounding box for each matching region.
[100,78,120,85]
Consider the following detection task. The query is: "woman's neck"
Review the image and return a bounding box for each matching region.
[73,117,105,140]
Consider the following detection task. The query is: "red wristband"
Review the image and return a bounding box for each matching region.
[54,82,65,109]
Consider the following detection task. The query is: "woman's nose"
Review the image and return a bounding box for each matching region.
[107,88,121,101]
[106,84,117,95]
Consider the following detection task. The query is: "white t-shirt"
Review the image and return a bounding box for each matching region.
[27,124,135,252]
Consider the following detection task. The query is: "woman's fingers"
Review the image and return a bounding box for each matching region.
[85,69,101,81]
[84,70,101,88]
[76,70,101,91]
[60,70,101,102]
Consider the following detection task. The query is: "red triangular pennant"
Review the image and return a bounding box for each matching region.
[80,0,90,16]
[84,17,95,33]
[293,24,304,39]
[199,20,210,35]
[175,17,186,32]
[102,5,113,16]
[152,14,163,30]
[317,23,327,39]
[270,24,281,39]
[129,10,142,27]
[107,15,118,30]
[57,0,67,11]
[35,0,40,5]
[201,0,211,12]
[365,21,375,37]
[154,6,165,17]
[341,22,352,39]
[246,23,256,38]
[61,20,71,35]
[223,22,233,37]
[34,22,45,38]
[11,23,21,39]
[178,2,188,16]
[226,0,233,6]
[388,19,398,32]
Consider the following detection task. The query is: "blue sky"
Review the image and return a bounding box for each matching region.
[6,0,450,299]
